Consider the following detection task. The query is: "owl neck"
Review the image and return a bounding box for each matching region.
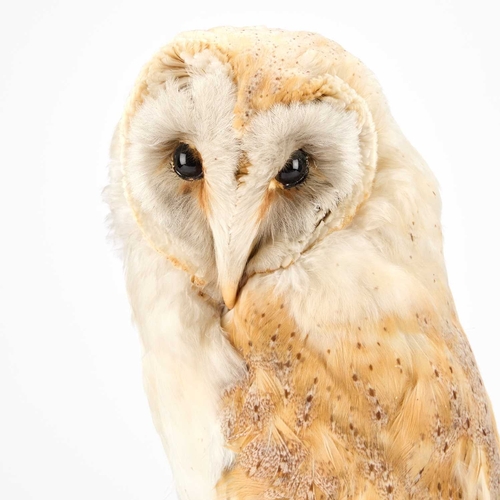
[257,128,458,334]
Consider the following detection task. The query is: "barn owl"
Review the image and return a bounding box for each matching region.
[105,27,500,499]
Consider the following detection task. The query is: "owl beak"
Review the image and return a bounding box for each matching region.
[208,183,263,310]
[221,282,238,310]
[215,232,259,310]
[218,254,252,310]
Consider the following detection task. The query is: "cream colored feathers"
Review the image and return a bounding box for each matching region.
[106,27,500,499]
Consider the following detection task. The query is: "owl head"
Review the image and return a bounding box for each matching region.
[108,27,442,312]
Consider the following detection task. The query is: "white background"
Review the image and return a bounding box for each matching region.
[1,1,499,499]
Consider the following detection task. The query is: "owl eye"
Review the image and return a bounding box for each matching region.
[276,149,309,188]
[173,143,203,180]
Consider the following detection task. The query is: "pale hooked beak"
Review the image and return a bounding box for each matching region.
[206,172,267,310]
[211,214,261,310]
[221,282,239,311]
[216,234,258,309]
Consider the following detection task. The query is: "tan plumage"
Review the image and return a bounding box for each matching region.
[106,27,500,499]
[220,286,499,499]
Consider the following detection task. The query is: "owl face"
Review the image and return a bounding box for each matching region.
[121,29,377,308]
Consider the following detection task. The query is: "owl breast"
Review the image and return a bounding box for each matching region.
[218,271,500,500]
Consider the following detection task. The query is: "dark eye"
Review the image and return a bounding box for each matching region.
[173,143,203,180]
[276,149,309,188]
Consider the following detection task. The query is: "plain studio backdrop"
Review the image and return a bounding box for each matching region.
[1,1,499,498]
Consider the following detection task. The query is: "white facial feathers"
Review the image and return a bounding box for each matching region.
[122,53,370,306]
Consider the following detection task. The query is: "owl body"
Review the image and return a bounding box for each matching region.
[106,27,500,499]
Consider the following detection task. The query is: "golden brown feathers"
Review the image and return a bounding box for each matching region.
[219,280,500,499]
